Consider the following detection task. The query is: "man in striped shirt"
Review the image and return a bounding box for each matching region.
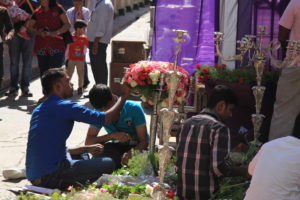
[176,85,248,200]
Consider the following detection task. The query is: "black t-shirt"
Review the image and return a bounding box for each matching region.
[14,0,37,32]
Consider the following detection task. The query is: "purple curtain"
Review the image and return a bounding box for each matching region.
[151,0,216,74]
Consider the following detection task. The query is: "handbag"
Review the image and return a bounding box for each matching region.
[61,31,73,45]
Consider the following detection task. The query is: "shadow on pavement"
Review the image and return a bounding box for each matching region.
[0,96,37,114]
[2,178,26,184]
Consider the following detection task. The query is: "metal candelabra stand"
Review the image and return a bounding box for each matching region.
[213,26,269,143]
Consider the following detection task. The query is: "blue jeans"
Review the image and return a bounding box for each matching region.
[8,34,34,90]
[31,158,115,190]
[37,53,65,77]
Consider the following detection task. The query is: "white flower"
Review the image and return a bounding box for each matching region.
[130,80,138,87]
[149,70,160,85]
[145,184,153,195]
[141,96,147,102]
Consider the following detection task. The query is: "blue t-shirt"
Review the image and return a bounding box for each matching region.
[26,95,106,181]
[91,101,147,143]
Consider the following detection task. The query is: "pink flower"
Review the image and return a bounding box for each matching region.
[84,193,96,197]
[99,188,107,193]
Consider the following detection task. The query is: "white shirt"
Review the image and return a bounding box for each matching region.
[86,0,114,44]
[244,136,300,200]
[66,7,90,33]
[87,0,96,12]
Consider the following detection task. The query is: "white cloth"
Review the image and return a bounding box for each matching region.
[66,7,90,33]
[86,0,96,12]
[86,0,114,44]
[219,0,237,70]
[245,136,300,200]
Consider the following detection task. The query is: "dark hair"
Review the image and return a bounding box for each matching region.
[74,19,87,30]
[49,0,59,9]
[89,84,113,109]
[292,112,300,139]
[41,68,65,95]
[207,85,238,109]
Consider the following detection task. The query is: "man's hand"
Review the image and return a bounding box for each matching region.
[121,151,132,165]
[121,83,131,98]
[4,31,14,42]
[85,144,104,155]
[111,132,132,142]
[92,42,98,54]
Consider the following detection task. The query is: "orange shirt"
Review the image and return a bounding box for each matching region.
[66,34,88,61]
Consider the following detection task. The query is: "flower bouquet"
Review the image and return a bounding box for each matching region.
[123,61,189,107]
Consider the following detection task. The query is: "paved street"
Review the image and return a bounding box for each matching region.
[0,9,151,198]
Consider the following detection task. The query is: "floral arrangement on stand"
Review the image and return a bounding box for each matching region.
[123,61,190,107]
[195,64,279,85]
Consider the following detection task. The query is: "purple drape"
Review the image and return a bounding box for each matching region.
[151,0,216,74]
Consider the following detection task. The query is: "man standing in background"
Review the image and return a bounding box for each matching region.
[0,6,14,88]
[87,0,114,85]
[5,0,35,97]
[269,0,300,141]
[67,0,90,88]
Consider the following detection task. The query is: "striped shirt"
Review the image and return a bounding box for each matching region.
[176,108,232,200]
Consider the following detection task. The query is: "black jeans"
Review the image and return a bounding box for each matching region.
[37,53,64,77]
[89,42,108,85]
[94,143,136,169]
[0,43,3,88]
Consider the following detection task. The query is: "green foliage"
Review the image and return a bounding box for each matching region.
[148,152,159,176]
[102,183,148,199]
[210,141,259,200]
[195,64,279,85]
[212,177,250,200]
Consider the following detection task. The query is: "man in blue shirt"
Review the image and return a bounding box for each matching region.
[85,84,148,168]
[26,68,130,190]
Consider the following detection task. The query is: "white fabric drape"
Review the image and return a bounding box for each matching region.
[219,0,238,70]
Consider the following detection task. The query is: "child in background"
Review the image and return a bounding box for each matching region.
[0,0,32,40]
[65,19,88,95]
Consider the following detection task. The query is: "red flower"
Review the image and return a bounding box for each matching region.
[197,76,204,83]
[202,68,209,74]
[166,190,175,199]
[239,77,245,84]
[221,64,227,69]
[215,64,220,69]
[196,64,201,69]
[204,75,210,80]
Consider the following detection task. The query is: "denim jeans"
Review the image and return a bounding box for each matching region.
[31,157,115,190]
[8,34,34,90]
[89,42,108,85]
[37,53,64,77]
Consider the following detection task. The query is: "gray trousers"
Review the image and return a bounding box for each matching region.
[269,67,300,140]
